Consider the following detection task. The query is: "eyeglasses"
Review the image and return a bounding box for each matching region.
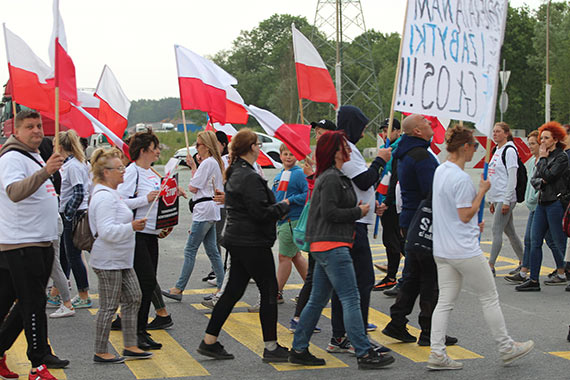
[254,142,263,147]
[105,165,126,172]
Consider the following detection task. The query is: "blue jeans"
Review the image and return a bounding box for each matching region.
[175,221,224,290]
[523,210,556,269]
[292,247,370,357]
[529,202,567,281]
[61,211,89,292]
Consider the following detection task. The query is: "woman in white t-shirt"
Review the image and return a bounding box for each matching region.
[57,130,92,308]
[163,131,225,299]
[428,125,533,370]
[487,122,523,274]
[89,147,152,363]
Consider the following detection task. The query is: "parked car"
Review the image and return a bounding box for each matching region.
[173,132,282,167]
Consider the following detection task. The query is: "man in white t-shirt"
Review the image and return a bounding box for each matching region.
[0,110,68,379]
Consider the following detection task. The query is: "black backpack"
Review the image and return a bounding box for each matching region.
[492,144,527,203]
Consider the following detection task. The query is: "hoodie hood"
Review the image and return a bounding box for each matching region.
[336,105,369,144]
[0,135,37,156]
[392,134,430,160]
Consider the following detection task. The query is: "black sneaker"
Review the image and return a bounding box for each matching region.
[566,283,570,292]
[289,349,326,366]
[417,334,458,347]
[137,332,162,350]
[567,326,570,342]
[122,349,153,360]
[369,339,391,353]
[197,340,234,360]
[381,324,416,343]
[111,315,122,331]
[383,286,400,298]
[515,279,540,292]
[262,344,289,363]
[202,271,215,282]
[505,273,527,284]
[508,265,522,275]
[357,348,395,370]
[41,353,70,369]
[147,315,173,330]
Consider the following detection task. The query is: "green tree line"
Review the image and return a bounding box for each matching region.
[128,2,570,133]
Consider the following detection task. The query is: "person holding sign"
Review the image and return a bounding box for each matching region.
[118,130,163,350]
[429,125,534,370]
[88,148,152,363]
[487,122,524,276]
[163,131,225,299]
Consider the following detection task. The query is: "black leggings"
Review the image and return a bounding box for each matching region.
[294,254,315,318]
[381,205,405,279]
[206,245,278,342]
[133,233,159,333]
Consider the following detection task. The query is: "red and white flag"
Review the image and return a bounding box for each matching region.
[246,105,311,161]
[221,85,248,125]
[175,44,237,123]
[94,65,131,139]
[277,170,291,192]
[3,25,70,114]
[48,0,77,104]
[291,24,337,108]
[376,172,391,195]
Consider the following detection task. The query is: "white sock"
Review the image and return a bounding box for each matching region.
[558,274,566,279]
[265,341,277,351]
[519,271,527,278]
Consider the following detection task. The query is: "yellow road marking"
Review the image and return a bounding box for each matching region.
[6,333,67,379]
[321,308,482,363]
[206,312,348,371]
[550,351,570,360]
[88,309,209,378]
[192,302,250,310]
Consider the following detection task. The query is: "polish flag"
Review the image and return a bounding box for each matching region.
[246,105,311,160]
[48,0,77,104]
[291,24,337,108]
[376,172,391,195]
[207,121,281,169]
[94,65,131,139]
[175,44,236,123]
[221,85,248,125]
[3,25,71,114]
[277,170,291,192]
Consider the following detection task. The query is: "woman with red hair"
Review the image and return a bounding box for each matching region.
[289,131,395,370]
[516,122,570,291]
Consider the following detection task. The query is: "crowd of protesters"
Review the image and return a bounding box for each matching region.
[8,106,570,378]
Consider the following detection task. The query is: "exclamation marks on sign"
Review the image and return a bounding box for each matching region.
[397,56,417,107]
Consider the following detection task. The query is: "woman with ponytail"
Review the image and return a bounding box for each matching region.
[57,130,92,309]
[163,131,225,299]
[428,125,533,370]
[197,128,290,362]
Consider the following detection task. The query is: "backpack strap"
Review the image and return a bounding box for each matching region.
[2,148,57,188]
[501,144,517,168]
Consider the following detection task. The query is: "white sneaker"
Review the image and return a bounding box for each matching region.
[427,352,463,370]
[501,340,534,365]
[49,304,75,319]
[207,278,217,287]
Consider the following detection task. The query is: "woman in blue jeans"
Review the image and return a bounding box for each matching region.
[290,131,394,370]
[163,131,225,299]
[516,122,570,291]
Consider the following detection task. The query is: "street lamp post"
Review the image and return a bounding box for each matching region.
[545,0,551,123]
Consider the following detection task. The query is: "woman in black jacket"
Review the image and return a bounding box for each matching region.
[289,131,394,370]
[197,128,290,362]
[517,121,569,291]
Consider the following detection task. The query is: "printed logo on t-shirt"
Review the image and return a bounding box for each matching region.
[46,183,57,197]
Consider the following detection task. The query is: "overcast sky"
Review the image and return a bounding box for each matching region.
[1,0,546,101]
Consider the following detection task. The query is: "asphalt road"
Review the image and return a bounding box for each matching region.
[6,165,570,380]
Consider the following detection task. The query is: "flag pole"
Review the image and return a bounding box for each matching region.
[11,97,16,119]
[373,0,409,239]
[54,87,60,150]
[181,109,190,156]
[298,98,304,124]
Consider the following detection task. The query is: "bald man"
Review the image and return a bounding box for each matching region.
[381,114,457,348]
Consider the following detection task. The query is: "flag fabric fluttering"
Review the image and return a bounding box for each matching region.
[175,44,238,124]
[291,24,337,108]
[246,105,311,161]
[3,25,70,114]
[48,0,77,104]
[94,65,131,139]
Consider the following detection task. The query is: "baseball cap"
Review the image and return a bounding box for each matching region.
[310,119,337,131]
[380,118,401,130]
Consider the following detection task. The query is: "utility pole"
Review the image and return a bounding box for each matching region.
[545,0,551,123]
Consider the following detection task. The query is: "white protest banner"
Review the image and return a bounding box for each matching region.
[394,0,508,136]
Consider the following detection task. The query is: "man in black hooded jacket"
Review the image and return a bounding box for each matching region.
[326,105,392,353]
